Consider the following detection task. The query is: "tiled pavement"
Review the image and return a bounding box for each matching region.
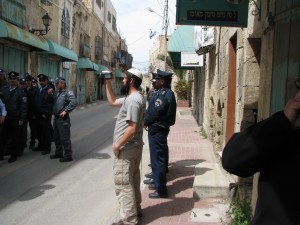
[139,107,231,225]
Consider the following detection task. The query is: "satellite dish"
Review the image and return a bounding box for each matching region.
[226,0,243,4]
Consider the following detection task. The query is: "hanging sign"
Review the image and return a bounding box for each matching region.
[176,0,249,27]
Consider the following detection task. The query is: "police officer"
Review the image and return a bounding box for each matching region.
[24,73,38,149]
[50,77,77,162]
[0,71,27,163]
[34,74,54,155]
[0,97,7,160]
[18,76,29,154]
[144,69,177,198]
[0,69,8,99]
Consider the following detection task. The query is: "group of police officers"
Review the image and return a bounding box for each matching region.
[0,69,77,163]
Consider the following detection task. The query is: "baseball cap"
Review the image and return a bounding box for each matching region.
[127,68,143,80]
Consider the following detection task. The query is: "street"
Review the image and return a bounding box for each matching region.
[0,101,123,225]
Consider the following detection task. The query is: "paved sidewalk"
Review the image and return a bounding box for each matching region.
[139,107,232,225]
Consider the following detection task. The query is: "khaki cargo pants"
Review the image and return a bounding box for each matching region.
[113,144,143,225]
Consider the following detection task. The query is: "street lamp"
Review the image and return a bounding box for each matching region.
[147,2,169,71]
[30,13,52,36]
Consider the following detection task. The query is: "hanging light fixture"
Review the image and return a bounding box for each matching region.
[30,13,52,36]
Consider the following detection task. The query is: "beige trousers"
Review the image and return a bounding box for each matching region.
[113,144,143,225]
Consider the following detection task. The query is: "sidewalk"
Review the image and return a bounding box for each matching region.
[139,107,234,225]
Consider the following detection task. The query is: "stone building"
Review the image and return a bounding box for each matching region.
[0,0,132,104]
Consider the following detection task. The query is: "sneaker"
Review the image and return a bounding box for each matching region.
[60,157,73,162]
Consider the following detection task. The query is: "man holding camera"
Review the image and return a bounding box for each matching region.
[104,68,146,225]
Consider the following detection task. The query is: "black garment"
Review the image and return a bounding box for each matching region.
[35,85,53,152]
[25,86,38,146]
[222,111,300,225]
[0,86,27,158]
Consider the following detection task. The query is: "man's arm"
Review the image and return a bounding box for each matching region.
[105,79,120,106]
[113,121,137,158]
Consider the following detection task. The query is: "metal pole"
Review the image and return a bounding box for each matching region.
[163,0,169,71]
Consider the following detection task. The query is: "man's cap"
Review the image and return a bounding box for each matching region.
[19,77,28,84]
[55,77,66,83]
[0,69,5,75]
[32,78,38,83]
[38,74,49,81]
[24,73,33,81]
[152,69,173,80]
[8,71,19,79]
[127,68,143,80]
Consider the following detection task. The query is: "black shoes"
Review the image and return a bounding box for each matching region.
[148,183,156,190]
[145,172,152,179]
[59,157,72,162]
[50,154,63,159]
[149,191,168,199]
[41,151,50,155]
[143,178,154,185]
[8,156,17,163]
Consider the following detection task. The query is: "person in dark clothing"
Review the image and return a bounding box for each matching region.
[0,71,27,163]
[0,98,7,160]
[24,73,38,149]
[144,69,177,199]
[0,69,8,99]
[222,91,300,225]
[49,77,77,162]
[34,74,54,155]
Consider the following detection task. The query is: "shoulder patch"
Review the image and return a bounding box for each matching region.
[155,98,163,107]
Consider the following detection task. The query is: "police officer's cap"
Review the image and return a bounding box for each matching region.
[19,77,28,84]
[0,69,5,75]
[32,78,38,84]
[38,74,49,81]
[55,76,66,83]
[8,71,19,79]
[25,73,33,81]
[151,69,173,82]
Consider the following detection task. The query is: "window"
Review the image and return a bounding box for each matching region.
[107,11,111,23]
[96,0,101,8]
[112,15,116,32]
[61,7,70,38]
[95,36,103,60]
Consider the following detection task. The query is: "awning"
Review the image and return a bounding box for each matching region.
[115,69,124,78]
[0,19,49,51]
[168,25,197,70]
[77,58,98,71]
[95,64,109,75]
[46,39,78,62]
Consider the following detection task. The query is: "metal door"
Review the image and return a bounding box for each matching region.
[40,58,59,82]
[0,45,25,74]
[271,1,300,113]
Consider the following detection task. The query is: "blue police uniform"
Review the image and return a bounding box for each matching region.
[144,69,177,198]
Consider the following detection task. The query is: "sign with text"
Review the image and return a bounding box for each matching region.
[181,52,203,67]
[176,0,249,27]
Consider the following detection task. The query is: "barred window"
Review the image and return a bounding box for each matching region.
[61,7,70,38]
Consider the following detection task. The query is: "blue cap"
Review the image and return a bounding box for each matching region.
[38,74,49,81]
[55,77,66,83]
[0,69,5,75]
[8,71,19,79]
[152,69,173,79]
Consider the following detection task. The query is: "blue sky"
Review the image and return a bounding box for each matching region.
[110,0,177,73]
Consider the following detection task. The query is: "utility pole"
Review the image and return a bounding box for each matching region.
[163,0,169,71]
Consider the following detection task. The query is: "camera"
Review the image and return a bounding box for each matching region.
[100,71,113,79]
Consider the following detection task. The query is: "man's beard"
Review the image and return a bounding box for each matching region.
[120,82,130,95]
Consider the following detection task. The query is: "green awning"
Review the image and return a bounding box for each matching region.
[115,69,124,78]
[168,25,196,70]
[95,64,109,75]
[0,19,49,51]
[46,39,78,62]
[77,58,98,71]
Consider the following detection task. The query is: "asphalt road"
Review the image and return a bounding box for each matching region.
[0,101,124,225]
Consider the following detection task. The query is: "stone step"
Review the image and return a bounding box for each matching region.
[193,162,231,199]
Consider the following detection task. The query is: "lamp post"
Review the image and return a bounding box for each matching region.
[147,0,169,71]
[30,13,52,36]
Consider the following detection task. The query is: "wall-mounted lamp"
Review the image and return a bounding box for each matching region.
[30,13,52,36]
